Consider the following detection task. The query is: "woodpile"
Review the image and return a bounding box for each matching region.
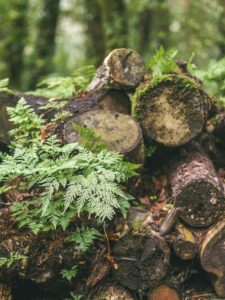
[0,48,225,300]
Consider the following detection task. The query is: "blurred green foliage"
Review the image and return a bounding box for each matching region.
[0,0,225,91]
[196,58,225,105]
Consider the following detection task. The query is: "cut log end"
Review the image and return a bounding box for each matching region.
[112,234,170,291]
[63,110,144,162]
[176,180,224,227]
[148,284,181,300]
[92,284,134,300]
[200,219,225,297]
[103,48,145,89]
[170,151,225,227]
[134,75,209,147]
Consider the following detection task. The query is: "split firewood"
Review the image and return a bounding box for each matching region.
[200,219,225,297]
[88,48,145,90]
[133,74,211,147]
[63,109,144,163]
[112,233,170,291]
[148,284,181,300]
[0,283,12,300]
[170,149,225,227]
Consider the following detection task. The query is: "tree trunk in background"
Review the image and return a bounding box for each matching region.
[137,8,153,56]
[218,0,225,56]
[84,0,105,66]
[153,0,170,49]
[5,0,28,89]
[28,0,60,89]
[98,0,127,53]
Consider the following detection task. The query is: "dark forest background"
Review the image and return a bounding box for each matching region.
[0,0,225,91]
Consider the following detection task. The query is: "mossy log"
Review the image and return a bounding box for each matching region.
[0,89,131,144]
[170,150,225,227]
[0,283,12,300]
[112,233,170,291]
[200,219,225,297]
[148,284,181,300]
[89,48,145,90]
[134,74,211,147]
[63,109,144,163]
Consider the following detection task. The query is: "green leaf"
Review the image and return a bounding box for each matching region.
[148,46,179,77]
[61,265,78,282]
[0,78,9,89]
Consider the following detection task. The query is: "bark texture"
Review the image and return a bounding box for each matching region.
[170,150,225,227]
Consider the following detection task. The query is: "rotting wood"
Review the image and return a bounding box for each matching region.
[170,150,225,227]
[133,74,211,147]
[88,48,145,91]
[112,233,170,291]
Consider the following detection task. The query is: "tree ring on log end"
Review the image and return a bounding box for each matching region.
[201,219,225,297]
[63,109,143,156]
[174,239,197,260]
[134,75,209,147]
[112,234,170,291]
[174,180,224,227]
[148,284,181,300]
[103,48,145,89]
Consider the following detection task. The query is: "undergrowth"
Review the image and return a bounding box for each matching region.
[31,65,96,99]
[0,98,137,290]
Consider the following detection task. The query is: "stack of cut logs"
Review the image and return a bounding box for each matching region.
[0,48,225,300]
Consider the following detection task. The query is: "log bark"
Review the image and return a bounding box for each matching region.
[148,284,181,300]
[0,88,131,144]
[63,109,144,163]
[134,74,211,147]
[112,233,170,291]
[88,48,145,91]
[200,219,225,297]
[170,150,225,227]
